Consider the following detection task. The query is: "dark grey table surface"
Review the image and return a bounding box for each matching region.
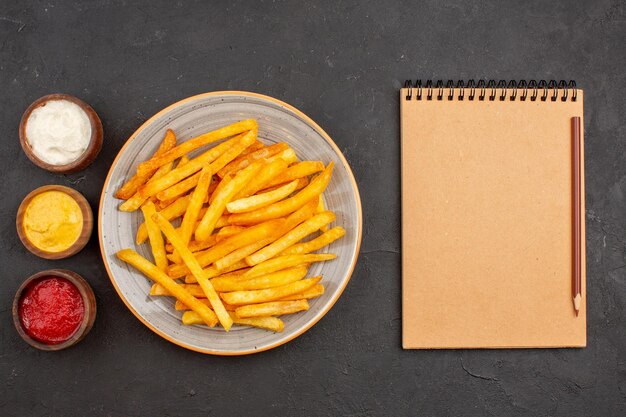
[1,1,625,416]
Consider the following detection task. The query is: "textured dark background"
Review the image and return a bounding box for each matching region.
[1,1,625,416]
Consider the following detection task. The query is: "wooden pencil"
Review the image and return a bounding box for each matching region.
[572,116,582,317]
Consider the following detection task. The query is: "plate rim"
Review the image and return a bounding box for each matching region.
[98,90,363,355]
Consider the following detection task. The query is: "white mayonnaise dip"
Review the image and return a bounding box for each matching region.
[25,100,92,165]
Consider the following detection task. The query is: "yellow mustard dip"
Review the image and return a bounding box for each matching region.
[23,191,83,252]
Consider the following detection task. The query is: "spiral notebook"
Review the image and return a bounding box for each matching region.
[401,80,586,349]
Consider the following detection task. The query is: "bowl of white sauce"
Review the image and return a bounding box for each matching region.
[20,94,103,173]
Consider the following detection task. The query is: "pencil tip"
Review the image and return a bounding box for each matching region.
[575,309,579,317]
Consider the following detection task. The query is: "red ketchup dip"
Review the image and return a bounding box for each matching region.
[18,277,84,344]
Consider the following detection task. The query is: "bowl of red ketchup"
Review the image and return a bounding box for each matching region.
[13,269,96,351]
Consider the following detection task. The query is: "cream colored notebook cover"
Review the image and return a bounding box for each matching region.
[401,82,586,349]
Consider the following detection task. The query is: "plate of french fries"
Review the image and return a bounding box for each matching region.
[99,91,362,355]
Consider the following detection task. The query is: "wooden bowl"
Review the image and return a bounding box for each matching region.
[16,185,93,260]
[13,269,97,351]
[19,94,103,173]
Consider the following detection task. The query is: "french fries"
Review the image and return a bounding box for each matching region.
[220,277,321,305]
[243,254,336,278]
[195,160,265,241]
[119,160,174,212]
[226,180,299,213]
[116,249,217,327]
[279,283,325,301]
[245,211,336,265]
[227,162,334,225]
[241,140,265,155]
[115,130,177,199]
[182,311,284,332]
[213,237,274,271]
[175,298,236,311]
[179,165,213,246]
[167,219,285,278]
[217,142,288,178]
[211,266,308,292]
[235,157,289,199]
[184,261,250,284]
[155,171,201,202]
[235,300,309,318]
[150,282,206,298]
[282,226,346,255]
[114,120,344,333]
[317,197,329,232]
[136,119,257,176]
[266,148,297,165]
[152,213,233,331]
[215,226,247,242]
[139,133,244,199]
[262,177,309,193]
[264,161,324,188]
[140,201,168,271]
[174,284,324,307]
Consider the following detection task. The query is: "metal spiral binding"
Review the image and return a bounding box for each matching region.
[403,79,577,102]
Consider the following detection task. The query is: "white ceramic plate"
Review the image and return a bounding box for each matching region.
[99,91,362,355]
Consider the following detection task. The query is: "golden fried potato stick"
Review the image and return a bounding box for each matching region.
[179,165,213,246]
[316,197,329,232]
[243,253,336,278]
[215,226,247,242]
[211,266,308,292]
[136,194,196,244]
[228,313,284,332]
[157,197,177,210]
[155,171,200,201]
[217,142,288,178]
[167,166,214,264]
[240,140,265,156]
[209,173,232,204]
[283,197,319,230]
[149,283,206,298]
[119,161,175,212]
[139,132,244,199]
[246,211,336,265]
[116,249,217,327]
[214,237,274,271]
[166,253,179,264]
[221,277,321,305]
[115,129,177,199]
[195,160,265,241]
[205,199,319,266]
[184,262,250,283]
[265,161,324,188]
[278,283,325,301]
[166,234,218,254]
[155,129,257,202]
[208,130,258,170]
[282,226,346,255]
[182,311,284,332]
[152,213,233,331]
[175,298,236,311]
[167,219,285,279]
[265,148,297,165]
[261,177,308,193]
[227,162,334,225]
[235,300,309,318]
[159,176,218,207]
[234,157,289,199]
[140,201,168,271]
[136,119,257,176]
[227,180,299,214]
[178,154,190,166]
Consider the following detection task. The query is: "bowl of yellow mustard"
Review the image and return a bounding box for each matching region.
[17,185,93,259]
